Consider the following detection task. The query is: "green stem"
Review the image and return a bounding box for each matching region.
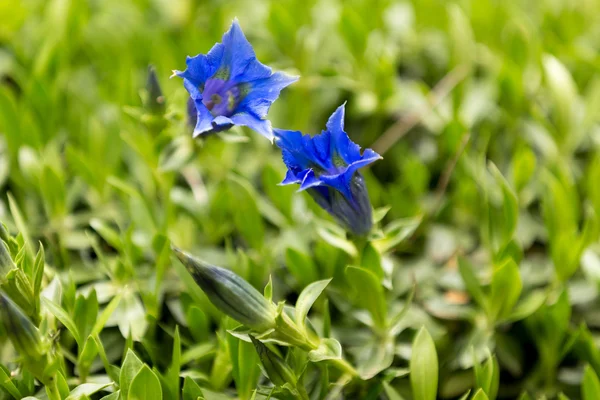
[45,378,61,400]
[296,384,310,400]
[329,357,359,377]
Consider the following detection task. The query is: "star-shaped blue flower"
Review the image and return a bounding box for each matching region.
[274,103,382,235]
[173,20,298,141]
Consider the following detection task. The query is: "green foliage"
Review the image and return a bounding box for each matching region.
[1,0,600,398]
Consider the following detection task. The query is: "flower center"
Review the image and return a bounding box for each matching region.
[202,78,243,117]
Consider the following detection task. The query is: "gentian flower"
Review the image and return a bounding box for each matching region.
[274,103,382,236]
[173,20,298,141]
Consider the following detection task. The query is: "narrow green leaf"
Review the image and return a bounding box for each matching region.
[0,365,22,399]
[489,258,522,321]
[42,297,82,346]
[66,383,112,400]
[583,365,600,400]
[410,327,438,400]
[458,257,486,308]
[382,381,405,400]
[295,279,331,335]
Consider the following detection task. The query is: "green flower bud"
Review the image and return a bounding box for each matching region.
[250,335,297,387]
[145,65,166,114]
[0,291,44,360]
[172,246,277,331]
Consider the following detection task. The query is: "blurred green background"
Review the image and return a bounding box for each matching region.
[3,0,600,399]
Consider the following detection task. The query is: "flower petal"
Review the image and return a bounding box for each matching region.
[178,43,224,86]
[280,170,301,185]
[231,112,273,141]
[221,19,257,80]
[240,72,299,117]
[298,169,322,192]
[192,101,216,137]
[324,103,364,164]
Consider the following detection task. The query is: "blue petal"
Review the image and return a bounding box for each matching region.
[231,112,273,141]
[240,72,299,117]
[275,129,324,171]
[280,170,300,185]
[320,173,353,202]
[220,19,258,81]
[183,78,202,99]
[325,103,363,164]
[192,100,216,137]
[298,170,322,191]
[212,115,234,130]
[176,43,224,86]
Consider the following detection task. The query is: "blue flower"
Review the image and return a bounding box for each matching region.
[173,20,298,141]
[274,103,382,235]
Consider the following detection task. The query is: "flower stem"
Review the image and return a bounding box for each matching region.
[329,357,359,377]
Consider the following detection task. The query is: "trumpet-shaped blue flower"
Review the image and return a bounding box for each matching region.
[173,20,298,141]
[274,103,382,235]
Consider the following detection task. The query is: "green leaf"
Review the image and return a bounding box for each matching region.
[458,257,486,309]
[100,392,120,400]
[115,289,147,341]
[91,293,122,336]
[360,243,384,281]
[489,258,522,321]
[295,279,331,335]
[119,349,143,399]
[42,297,82,347]
[129,365,162,400]
[284,248,318,287]
[227,175,265,250]
[90,219,122,252]
[372,216,422,253]
[317,226,357,257]
[345,266,387,328]
[471,389,490,400]
[165,326,181,400]
[32,245,44,298]
[308,338,342,362]
[77,336,98,370]
[474,351,499,400]
[0,364,22,399]
[182,376,204,400]
[66,383,112,400]
[382,381,405,400]
[503,290,546,323]
[583,365,600,400]
[263,276,273,303]
[227,330,260,400]
[7,193,33,257]
[355,337,395,380]
[410,327,438,400]
[485,162,518,256]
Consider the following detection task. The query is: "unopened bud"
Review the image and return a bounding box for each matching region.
[172,246,277,331]
[145,65,166,114]
[250,335,296,387]
[0,291,44,359]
